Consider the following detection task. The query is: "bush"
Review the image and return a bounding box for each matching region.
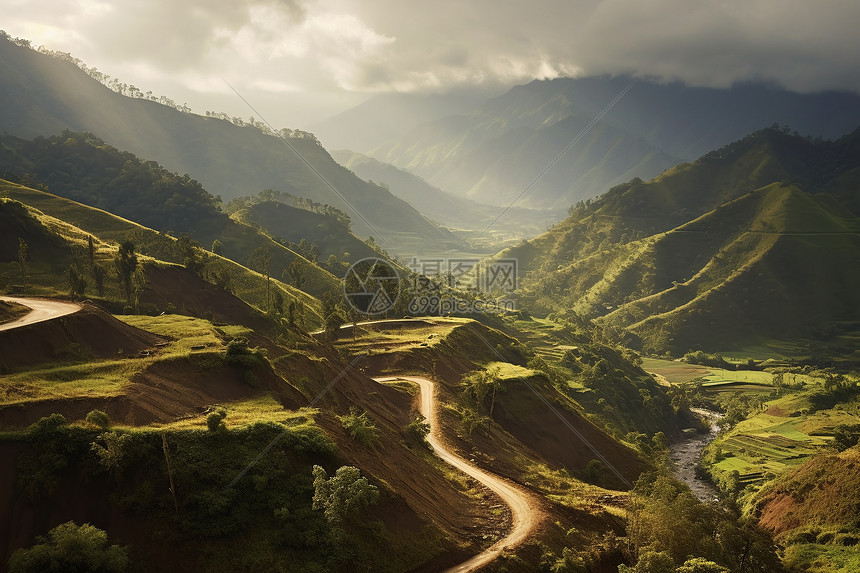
[8,521,129,573]
[85,409,111,430]
[224,336,266,369]
[206,409,227,432]
[312,465,379,527]
[405,416,430,446]
[338,408,378,447]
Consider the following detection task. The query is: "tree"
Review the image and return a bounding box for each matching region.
[114,240,138,304]
[17,237,28,283]
[92,263,106,297]
[211,238,223,255]
[287,258,306,289]
[91,431,131,482]
[177,235,203,274]
[87,235,95,268]
[8,521,129,573]
[272,289,284,316]
[311,465,379,527]
[68,264,87,298]
[324,310,345,339]
[247,246,272,311]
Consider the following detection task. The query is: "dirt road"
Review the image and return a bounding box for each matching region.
[375,375,541,572]
[0,296,81,331]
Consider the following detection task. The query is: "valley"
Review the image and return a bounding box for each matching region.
[1,23,859,573]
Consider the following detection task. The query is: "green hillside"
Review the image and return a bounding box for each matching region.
[230,200,378,266]
[508,128,860,356]
[0,132,342,300]
[0,35,459,252]
[0,181,325,327]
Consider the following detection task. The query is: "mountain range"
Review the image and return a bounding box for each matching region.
[0,35,459,255]
[365,76,860,211]
[505,127,860,355]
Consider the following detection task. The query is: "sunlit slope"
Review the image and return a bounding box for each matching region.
[0,35,459,248]
[0,181,325,326]
[507,128,860,353]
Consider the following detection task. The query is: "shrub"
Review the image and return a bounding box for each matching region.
[85,410,111,430]
[405,416,430,446]
[206,409,227,432]
[8,521,129,573]
[338,408,378,447]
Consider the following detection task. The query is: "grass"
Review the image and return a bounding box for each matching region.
[146,397,317,431]
[783,544,860,573]
[0,359,148,404]
[116,314,223,355]
[1,181,326,327]
[483,361,536,380]
[0,315,255,406]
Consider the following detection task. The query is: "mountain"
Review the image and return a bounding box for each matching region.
[230,200,379,265]
[505,127,860,354]
[0,132,341,301]
[368,76,860,210]
[309,91,494,152]
[0,35,459,254]
[0,179,327,327]
[333,150,561,246]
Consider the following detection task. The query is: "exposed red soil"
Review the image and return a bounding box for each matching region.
[756,446,860,536]
[764,405,789,416]
[0,303,165,373]
[140,265,273,332]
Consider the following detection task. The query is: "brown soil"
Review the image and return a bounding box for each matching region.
[0,303,165,373]
[141,265,273,332]
[0,299,28,324]
[491,379,645,483]
[273,345,495,546]
[756,446,860,536]
[0,354,306,429]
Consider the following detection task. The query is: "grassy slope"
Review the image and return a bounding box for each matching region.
[230,200,378,264]
[754,445,860,573]
[507,129,860,355]
[0,181,326,326]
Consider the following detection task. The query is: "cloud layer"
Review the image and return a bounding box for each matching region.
[5,0,860,126]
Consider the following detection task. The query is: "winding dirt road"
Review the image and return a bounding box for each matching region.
[375,375,540,573]
[0,296,81,331]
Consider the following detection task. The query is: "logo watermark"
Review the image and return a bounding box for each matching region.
[343,257,401,315]
[342,256,518,316]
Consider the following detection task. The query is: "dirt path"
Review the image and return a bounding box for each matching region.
[375,375,541,573]
[0,296,81,331]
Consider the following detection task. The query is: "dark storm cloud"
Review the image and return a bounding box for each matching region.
[5,0,859,126]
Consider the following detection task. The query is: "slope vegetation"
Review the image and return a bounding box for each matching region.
[509,128,860,354]
[0,35,457,250]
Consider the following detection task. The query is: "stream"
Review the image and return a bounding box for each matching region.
[669,407,723,502]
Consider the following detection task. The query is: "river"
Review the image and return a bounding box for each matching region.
[669,408,723,502]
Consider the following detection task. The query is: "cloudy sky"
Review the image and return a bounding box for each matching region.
[5,0,860,129]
